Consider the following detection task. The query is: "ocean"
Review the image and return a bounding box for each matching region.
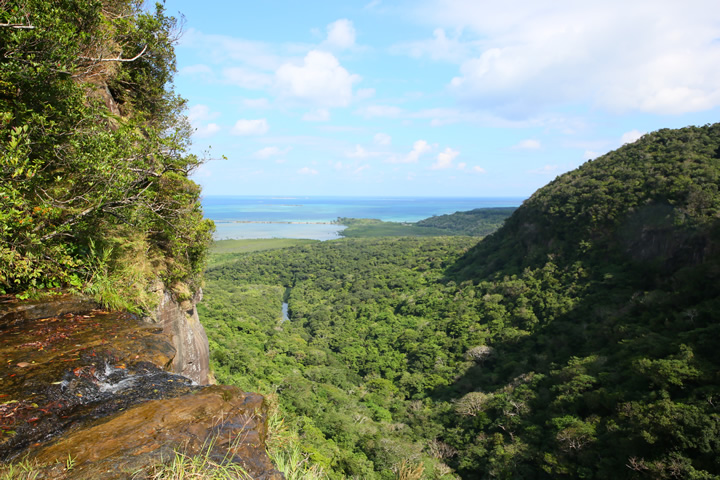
[202,195,525,240]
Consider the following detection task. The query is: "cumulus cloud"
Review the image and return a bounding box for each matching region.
[231,118,269,136]
[472,166,486,173]
[298,167,319,175]
[302,109,331,122]
[621,129,644,145]
[326,19,356,49]
[388,140,432,164]
[431,147,460,169]
[513,139,541,150]
[417,0,720,116]
[374,133,392,146]
[276,50,360,107]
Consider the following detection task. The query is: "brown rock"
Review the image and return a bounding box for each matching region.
[144,285,212,385]
[31,385,283,480]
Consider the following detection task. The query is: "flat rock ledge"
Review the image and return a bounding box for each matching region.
[0,295,282,479]
[31,385,282,480]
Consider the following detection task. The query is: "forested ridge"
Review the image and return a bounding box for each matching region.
[200,123,720,479]
[0,0,212,308]
[337,207,516,238]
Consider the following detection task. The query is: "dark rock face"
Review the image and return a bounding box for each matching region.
[144,286,212,385]
[0,295,281,479]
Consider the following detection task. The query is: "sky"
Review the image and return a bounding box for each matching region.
[168,0,720,197]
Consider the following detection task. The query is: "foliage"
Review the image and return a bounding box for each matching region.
[337,207,515,238]
[337,218,450,237]
[209,238,319,256]
[0,0,213,303]
[416,207,516,236]
[201,123,720,479]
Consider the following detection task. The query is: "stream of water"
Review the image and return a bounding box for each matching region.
[281,303,289,322]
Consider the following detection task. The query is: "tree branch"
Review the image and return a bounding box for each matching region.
[79,45,147,63]
[0,23,35,30]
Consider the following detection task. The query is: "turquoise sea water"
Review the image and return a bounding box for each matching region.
[202,195,525,240]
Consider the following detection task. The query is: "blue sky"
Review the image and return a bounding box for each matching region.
[168,0,720,197]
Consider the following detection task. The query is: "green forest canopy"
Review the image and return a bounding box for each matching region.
[0,0,213,307]
[201,123,720,479]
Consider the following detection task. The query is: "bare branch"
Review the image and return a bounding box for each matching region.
[0,23,35,30]
[79,44,147,63]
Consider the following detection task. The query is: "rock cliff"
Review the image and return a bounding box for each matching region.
[0,294,280,479]
[144,284,213,385]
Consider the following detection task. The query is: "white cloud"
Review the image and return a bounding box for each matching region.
[346,145,384,158]
[457,162,467,169]
[195,123,221,138]
[513,139,541,150]
[584,150,601,160]
[298,167,319,175]
[302,109,331,122]
[347,145,369,158]
[231,118,269,136]
[187,105,218,124]
[388,140,432,164]
[420,0,720,115]
[472,166,486,173]
[431,147,460,169]
[326,19,356,49]
[392,28,473,63]
[254,146,290,159]
[181,29,282,70]
[276,50,360,107]
[621,129,644,145]
[374,133,392,146]
[187,105,221,138]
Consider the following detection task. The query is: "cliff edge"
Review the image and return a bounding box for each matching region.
[0,294,281,479]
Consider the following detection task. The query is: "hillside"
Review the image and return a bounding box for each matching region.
[416,207,517,236]
[199,123,720,479]
[337,207,516,238]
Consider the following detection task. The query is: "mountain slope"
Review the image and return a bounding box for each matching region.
[452,124,720,280]
[441,123,720,478]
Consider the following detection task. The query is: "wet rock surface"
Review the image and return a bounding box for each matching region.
[0,295,281,479]
[32,386,281,480]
